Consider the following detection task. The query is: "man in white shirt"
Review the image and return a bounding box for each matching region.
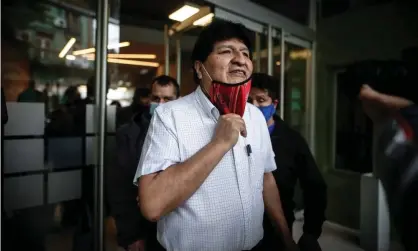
[134,20,296,251]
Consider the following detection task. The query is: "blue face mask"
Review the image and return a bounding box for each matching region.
[258,104,276,121]
[149,102,159,115]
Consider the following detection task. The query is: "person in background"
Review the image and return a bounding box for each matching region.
[359,84,417,251]
[107,75,179,251]
[249,73,327,251]
[17,79,45,102]
[116,87,151,128]
[134,20,296,251]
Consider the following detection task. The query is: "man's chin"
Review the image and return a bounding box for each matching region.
[226,76,248,84]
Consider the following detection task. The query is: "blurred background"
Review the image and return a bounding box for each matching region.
[1,0,417,250]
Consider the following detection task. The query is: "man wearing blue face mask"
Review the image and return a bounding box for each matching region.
[107,75,179,251]
[249,73,327,251]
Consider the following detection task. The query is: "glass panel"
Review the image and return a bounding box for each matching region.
[253,29,269,74]
[283,42,311,139]
[272,28,282,104]
[0,0,120,250]
[334,71,373,173]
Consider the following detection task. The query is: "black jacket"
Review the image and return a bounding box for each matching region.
[106,112,154,248]
[269,116,327,238]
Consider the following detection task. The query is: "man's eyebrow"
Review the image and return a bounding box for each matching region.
[216,45,249,51]
[256,94,268,99]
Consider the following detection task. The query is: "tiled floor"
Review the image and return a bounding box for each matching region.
[293,220,364,251]
[292,212,405,251]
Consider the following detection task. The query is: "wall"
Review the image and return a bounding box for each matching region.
[315,2,418,229]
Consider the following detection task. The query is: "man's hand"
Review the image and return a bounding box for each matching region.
[298,234,321,251]
[127,239,145,251]
[213,114,247,149]
[262,173,298,250]
[359,85,413,123]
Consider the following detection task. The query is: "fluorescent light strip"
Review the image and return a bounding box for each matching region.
[107,54,156,59]
[193,13,214,26]
[72,42,131,56]
[59,38,76,58]
[73,48,95,55]
[107,58,159,67]
[108,41,130,49]
[66,55,76,61]
[169,5,199,22]
[84,56,159,67]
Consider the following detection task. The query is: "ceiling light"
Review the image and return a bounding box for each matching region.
[108,41,130,50]
[108,58,159,67]
[73,48,96,56]
[276,61,281,66]
[65,55,76,60]
[193,13,214,26]
[85,56,159,67]
[169,4,199,22]
[58,38,76,58]
[107,54,156,59]
[72,42,131,56]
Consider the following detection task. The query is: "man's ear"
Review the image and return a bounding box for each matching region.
[273,99,279,109]
[194,61,203,80]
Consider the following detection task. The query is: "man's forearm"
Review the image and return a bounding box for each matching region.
[139,140,229,221]
[263,173,293,243]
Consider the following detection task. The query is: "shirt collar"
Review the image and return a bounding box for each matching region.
[195,86,220,120]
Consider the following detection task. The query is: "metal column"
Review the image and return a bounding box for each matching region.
[308,0,317,154]
[94,0,108,250]
[176,39,181,85]
[267,25,273,76]
[255,32,261,72]
[164,25,170,75]
[280,31,285,119]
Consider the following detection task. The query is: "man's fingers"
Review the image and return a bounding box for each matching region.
[237,119,247,138]
[240,125,247,138]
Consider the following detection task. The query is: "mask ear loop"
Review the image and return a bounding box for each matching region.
[199,63,213,96]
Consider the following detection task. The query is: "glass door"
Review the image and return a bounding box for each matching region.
[282,34,313,140]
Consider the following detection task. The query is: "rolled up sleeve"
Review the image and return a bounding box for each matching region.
[133,109,180,184]
[261,120,277,173]
[263,137,277,173]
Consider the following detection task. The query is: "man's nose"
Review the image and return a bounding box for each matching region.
[232,51,246,65]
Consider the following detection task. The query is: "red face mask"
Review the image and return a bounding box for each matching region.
[200,65,252,117]
[208,77,252,117]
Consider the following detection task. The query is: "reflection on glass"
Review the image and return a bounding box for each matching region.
[1,0,109,250]
[272,28,282,101]
[283,43,311,139]
[253,29,269,74]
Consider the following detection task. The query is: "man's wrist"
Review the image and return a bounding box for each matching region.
[210,139,231,153]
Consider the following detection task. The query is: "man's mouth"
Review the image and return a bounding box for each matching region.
[229,70,246,77]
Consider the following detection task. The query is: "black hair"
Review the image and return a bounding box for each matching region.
[191,19,253,85]
[152,75,180,98]
[133,88,151,101]
[251,73,280,100]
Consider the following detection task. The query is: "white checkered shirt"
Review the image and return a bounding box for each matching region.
[134,86,277,251]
